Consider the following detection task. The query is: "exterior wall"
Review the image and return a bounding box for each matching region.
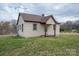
[55,24,60,36]
[46,17,60,36]
[46,17,55,36]
[17,16,60,37]
[46,17,55,24]
[46,24,60,36]
[17,16,45,37]
[22,22,45,37]
[17,16,25,36]
[46,25,54,35]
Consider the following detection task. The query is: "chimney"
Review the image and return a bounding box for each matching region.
[42,14,44,17]
[41,14,45,21]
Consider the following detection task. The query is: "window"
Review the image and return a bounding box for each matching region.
[22,24,23,32]
[33,24,37,31]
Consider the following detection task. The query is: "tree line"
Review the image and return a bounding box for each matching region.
[0,20,17,35]
[60,20,79,32]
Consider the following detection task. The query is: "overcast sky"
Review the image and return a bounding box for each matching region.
[0,3,79,22]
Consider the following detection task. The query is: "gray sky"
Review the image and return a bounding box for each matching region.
[0,3,79,22]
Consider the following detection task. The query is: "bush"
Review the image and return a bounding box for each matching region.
[76,29,79,33]
[60,28,64,32]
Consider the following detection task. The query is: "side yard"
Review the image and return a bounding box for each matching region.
[0,33,79,56]
[60,32,79,35]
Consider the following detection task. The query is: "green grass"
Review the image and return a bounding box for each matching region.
[0,34,79,56]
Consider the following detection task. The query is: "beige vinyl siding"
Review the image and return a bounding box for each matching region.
[46,24,60,36]
[17,16,45,37]
[56,24,60,36]
[17,16,24,36]
[46,25,54,35]
[46,17,55,35]
[46,17,55,24]
[22,22,44,37]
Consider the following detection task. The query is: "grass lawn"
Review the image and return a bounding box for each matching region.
[0,34,79,56]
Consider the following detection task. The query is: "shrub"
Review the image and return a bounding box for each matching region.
[76,29,79,33]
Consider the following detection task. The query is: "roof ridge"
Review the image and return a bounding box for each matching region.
[19,12,42,17]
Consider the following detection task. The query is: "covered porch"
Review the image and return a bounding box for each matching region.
[44,24,56,37]
[41,15,60,37]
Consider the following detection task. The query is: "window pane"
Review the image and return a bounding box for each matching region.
[33,24,37,30]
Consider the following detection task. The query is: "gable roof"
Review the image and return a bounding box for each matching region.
[17,13,60,25]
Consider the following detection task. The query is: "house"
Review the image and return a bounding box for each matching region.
[16,13,60,37]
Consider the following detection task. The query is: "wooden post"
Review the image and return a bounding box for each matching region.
[53,24,56,37]
[44,24,47,37]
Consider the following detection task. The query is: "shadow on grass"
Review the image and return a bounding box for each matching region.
[10,36,25,39]
[0,35,25,40]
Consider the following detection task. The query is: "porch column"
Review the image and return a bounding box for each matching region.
[44,24,47,37]
[53,24,56,37]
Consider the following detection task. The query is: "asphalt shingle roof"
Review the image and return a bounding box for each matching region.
[17,13,60,24]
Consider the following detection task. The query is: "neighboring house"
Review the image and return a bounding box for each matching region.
[16,13,60,37]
